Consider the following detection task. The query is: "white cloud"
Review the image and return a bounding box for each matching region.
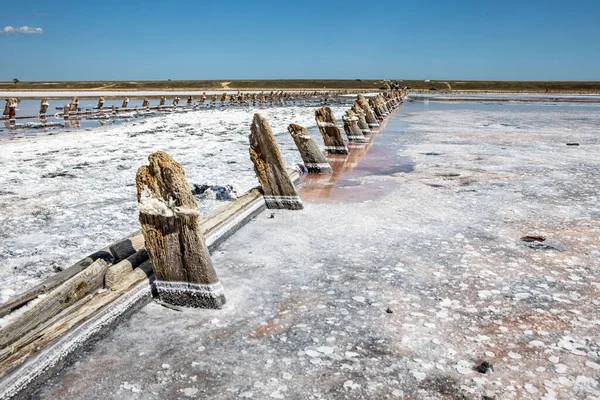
[1,26,43,35]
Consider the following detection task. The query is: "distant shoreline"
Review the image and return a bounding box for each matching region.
[1,79,599,96]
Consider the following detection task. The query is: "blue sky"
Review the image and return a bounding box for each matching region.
[1,0,599,81]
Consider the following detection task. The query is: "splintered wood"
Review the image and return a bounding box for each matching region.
[288,123,333,174]
[249,114,303,210]
[315,106,348,154]
[136,151,225,308]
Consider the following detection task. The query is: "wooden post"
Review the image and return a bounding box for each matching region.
[97,97,105,110]
[187,96,193,106]
[6,98,17,119]
[220,93,227,106]
[142,98,150,108]
[287,124,333,174]
[315,107,348,154]
[69,97,79,112]
[342,110,367,142]
[159,96,166,106]
[2,98,9,116]
[249,114,303,210]
[356,95,380,127]
[63,103,70,120]
[369,98,384,121]
[122,97,129,108]
[352,104,371,134]
[39,98,49,115]
[136,151,225,308]
[172,96,180,106]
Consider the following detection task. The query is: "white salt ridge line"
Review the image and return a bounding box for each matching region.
[153,281,224,297]
[324,146,348,151]
[0,281,152,400]
[304,163,332,169]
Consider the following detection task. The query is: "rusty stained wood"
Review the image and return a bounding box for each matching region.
[249,114,303,210]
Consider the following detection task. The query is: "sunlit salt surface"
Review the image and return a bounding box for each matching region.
[1,94,599,302]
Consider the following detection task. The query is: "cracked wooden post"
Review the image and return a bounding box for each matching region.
[136,151,226,308]
[97,97,105,110]
[159,96,166,106]
[39,98,49,116]
[342,110,367,142]
[369,98,384,121]
[69,97,79,112]
[249,114,303,210]
[172,97,180,106]
[352,104,371,134]
[63,103,70,120]
[187,96,193,106]
[122,97,129,108]
[142,98,150,108]
[288,123,333,174]
[315,106,348,154]
[357,95,380,128]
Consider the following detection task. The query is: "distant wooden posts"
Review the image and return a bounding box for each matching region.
[122,97,129,108]
[136,151,225,308]
[315,107,348,154]
[159,96,166,106]
[220,93,227,107]
[356,95,379,128]
[142,98,150,108]
[172,96,180,106]
[249,114,303,210]
[288,124,333,174]
[97,97,105,110]
[352,104,371,134]
[39,98,49,115]
[68,97,79,112]
[342,110,367,142]
[63,103,70,120]
[4,98,17,119]
[369,98,384,121]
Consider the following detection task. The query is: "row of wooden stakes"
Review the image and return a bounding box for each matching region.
[1,90,365,122]
[0,91,404,392]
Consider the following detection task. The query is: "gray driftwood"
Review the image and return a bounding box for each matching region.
[249,114,303,210]
[136,151,225,308]
[287,124,333,174]
[315,107,348,154]
[0,259,108,350]
[105,249,149,289]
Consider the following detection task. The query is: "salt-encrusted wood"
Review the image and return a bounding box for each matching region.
[0,259,108,350]
[342,110,367,142]
[287,123,333,174]
[142,98,150,108]
[249,114,303,210]
[105,249,149,289]
[136,151,225,308]
[369,98,384,120]
[315,107,348,154]
[0,261,153,383]
[109,235,145,262]
[0,250,112,319]
[352,104,371,134]
[97,97,105,110]
[122,98,129,108]
[39,98,49,115]
[68,97,79,112]
[356,95,379,127]
[159,96,166,106]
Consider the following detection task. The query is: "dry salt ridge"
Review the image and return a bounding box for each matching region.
[1,93,600,399]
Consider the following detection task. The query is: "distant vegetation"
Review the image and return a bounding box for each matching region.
[0,79,598,93]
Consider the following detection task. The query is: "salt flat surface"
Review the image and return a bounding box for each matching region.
[0,104,346,302]
[37,101,600,399]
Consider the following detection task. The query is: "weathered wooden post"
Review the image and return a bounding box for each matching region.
[220,93,227,106]
[159,96,166,106]
[172,96,180,106]
[342,110,367,142]
[369,98,384,121]
[201,92,207,105]
[7,98,17,120]
[187,96,193,106]
[356,95,380,128]
[288,124,333,174]
[122,97,129,108]
[39,98,49,115]
[97,97,105,110]
[352,104,371,134]
[136,151,226,308]
[68,97,79,113]
[63,103,70,120]
[249,114,303,210]
[142,98,150,108]
[2,98,9,116]
[315,107,348,154]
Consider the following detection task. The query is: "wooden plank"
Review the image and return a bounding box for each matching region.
[0,259,108,350]
[109,235,145,262]
[105,249,149,289]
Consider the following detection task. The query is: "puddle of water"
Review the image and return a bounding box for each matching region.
[299,111,414,202]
